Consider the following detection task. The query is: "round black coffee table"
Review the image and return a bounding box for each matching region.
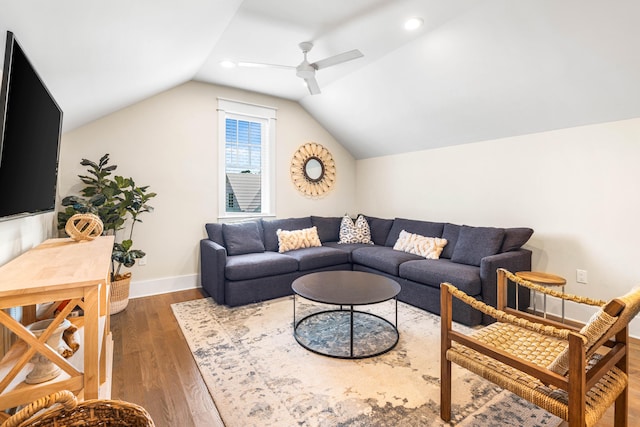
[292,270,401,359]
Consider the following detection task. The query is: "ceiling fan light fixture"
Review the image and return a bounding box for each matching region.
[404,17,424,31]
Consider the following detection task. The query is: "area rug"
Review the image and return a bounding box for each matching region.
[171,296,562,427]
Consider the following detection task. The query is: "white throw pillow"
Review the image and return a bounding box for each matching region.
[393,229,448,259]
[276,226,322,253]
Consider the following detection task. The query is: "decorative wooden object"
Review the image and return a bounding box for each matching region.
[0,236,114,411]
[65,213,104,242]
[290,142,336,198]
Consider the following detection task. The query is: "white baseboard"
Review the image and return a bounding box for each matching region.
[129,274,200,299]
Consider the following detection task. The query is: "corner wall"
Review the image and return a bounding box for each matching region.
[58,81,357,295]
[356,117,640,336]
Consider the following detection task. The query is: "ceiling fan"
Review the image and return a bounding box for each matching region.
[238,42,363,95]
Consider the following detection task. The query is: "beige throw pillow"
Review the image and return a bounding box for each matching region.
[277,226,322,253]
[393,229,448,260]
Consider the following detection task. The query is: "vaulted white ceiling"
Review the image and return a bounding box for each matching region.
[2,0,640,159]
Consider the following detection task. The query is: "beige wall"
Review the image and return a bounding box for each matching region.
[356,117,640,335]
[58,81,357,288]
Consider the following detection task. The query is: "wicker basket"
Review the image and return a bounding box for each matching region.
[110,273,132,315]
[1,390,154,427]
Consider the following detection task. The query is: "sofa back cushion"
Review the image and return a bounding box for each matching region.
[311,216,342,242]
[262,217,313,252]
[440,223,461,259]
[363,215,394,246]
[451,225,505,266]
[222,221,265,256]
[385,218,444,247]
[205,223,224,246]
[501,227,534,252]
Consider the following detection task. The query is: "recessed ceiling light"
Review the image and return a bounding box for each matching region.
[404,17,424,31]
[219,60,236,68]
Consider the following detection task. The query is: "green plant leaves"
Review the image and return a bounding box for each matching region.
[58,153,157,280]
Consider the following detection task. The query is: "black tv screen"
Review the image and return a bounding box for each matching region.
[0,31,62,221]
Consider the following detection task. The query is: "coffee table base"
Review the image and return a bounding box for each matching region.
[293,299,399,359]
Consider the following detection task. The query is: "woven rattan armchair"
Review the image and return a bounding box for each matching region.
[440,268,640,427]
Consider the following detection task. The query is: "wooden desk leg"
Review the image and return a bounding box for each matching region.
[83,285,100,399]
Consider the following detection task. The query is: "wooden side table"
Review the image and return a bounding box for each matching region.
[515,271,567,322]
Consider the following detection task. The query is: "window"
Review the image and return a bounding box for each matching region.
[218,99,276,218]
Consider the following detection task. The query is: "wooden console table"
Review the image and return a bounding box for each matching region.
[0,236,114,410]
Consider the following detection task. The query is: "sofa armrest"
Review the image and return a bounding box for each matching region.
[200,239,227,304]
[480,249,532,324]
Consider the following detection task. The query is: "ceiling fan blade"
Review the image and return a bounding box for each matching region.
[312,49,363,70]
[237,61,295,70]
[305,77,321,95]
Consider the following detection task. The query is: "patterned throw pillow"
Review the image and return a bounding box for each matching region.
[339,214,373,244]
[393,229,448,259]
[276,226,322,253]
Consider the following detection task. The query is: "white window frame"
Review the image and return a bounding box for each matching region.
[217,98,276,220]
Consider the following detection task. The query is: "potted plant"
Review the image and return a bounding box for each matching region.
[58,154,157,314]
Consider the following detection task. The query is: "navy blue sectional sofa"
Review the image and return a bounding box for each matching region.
[200,215,533,326]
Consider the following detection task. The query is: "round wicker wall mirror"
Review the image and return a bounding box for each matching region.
[290,143,336,198]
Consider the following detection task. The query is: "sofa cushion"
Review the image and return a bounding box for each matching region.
[399,259,482,295]
[262,217,313,252]
[283,246,350,271]
[352,246,422,276]
[277,227,322,253]
[225,252,298,281]
[222,221,265,256]
[501,227,534,252]
[204,223,224,246]
[440,223,461,259]
[363,215,394,246]
[393,230,448,260]
[339,214,373,244]
[322,241,373,262]
[385,218,444,247]
[311,216,342,242]
[451,225,505,266]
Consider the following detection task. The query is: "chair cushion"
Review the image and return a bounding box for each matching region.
[440,223,461,259]
[282,246,350,271]
[451,225,505,266]
[311,216,342,242]
[262,217,313,252]
[400,259,482,295]
[363,215,394,246]
[352,246,422,276]
[225,252,298,281]
[204,223,224,246]
[501,227,534,252]
[222,221,265,256]
[384,218,444,247]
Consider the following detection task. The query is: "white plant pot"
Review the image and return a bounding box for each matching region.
[25,318,72,384]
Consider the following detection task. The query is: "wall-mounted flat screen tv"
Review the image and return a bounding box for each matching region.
[0,31,62,221]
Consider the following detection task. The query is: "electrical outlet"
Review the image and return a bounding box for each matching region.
[576,269,588,284]
[138,256,147,266]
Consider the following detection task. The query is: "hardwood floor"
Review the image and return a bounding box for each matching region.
[111,289,640,427]
[111,289,218,427]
